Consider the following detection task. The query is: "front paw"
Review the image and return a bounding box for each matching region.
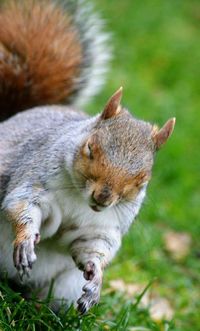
[13,232,40,279]
[77,261,102,314]
[77,281,101,314]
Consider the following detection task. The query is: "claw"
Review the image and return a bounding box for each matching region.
[77,300,88,315]
[13,232,39,279]
[18,268,24,281]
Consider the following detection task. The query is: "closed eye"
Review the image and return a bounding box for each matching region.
[89,174,99,182]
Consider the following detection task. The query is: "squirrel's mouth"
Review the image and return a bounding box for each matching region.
[90,205,101,212]
[90,204,106,212]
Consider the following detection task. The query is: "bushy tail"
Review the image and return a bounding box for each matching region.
[0,0,110,121]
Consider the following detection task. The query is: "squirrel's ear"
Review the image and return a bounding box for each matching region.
[153,118,176,150]
[101,87,123,120]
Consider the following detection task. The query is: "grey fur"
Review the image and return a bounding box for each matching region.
[94,110,155,173]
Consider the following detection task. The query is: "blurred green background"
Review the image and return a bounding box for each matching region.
[91,0,200,330]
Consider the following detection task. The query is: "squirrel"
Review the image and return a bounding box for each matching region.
[0,0,175,314]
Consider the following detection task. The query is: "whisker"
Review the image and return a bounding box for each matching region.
[113,204,123,222]
[114,203,129,219]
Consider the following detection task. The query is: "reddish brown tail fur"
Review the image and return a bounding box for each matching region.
[0,0,86,120]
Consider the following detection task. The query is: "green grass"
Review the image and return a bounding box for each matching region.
[0,0,200,330]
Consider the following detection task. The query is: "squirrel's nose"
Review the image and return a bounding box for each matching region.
[91,186,111,207]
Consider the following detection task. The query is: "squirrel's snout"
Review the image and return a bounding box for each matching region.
[91,189,110,206]
[90,186,112,211]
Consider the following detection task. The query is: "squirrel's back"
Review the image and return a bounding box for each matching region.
[0,0,110,121]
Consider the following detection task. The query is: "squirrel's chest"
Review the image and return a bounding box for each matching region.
[40,188,119,245]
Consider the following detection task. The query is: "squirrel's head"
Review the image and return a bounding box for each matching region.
[73,88,175,212]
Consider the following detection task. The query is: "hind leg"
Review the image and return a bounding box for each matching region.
[48,267,87,312]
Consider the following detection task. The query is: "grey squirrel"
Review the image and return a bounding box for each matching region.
[0,0,175,314]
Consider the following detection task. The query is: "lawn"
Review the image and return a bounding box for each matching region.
[0,0,200,330]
